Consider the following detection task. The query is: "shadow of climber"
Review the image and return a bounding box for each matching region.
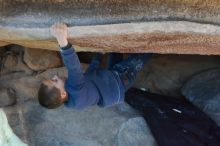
[125,88,220,146]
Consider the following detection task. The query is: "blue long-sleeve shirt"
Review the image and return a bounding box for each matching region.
[60,45,125,110]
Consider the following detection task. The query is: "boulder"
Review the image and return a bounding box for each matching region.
[134,54,220,97]
[4,98,152,146]
[24,48,62,71]
[182,68,220,126]
[1,0,220,27]
[0,45,33,76]
[1,1,220,54]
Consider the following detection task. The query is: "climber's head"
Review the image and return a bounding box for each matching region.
[38,75,67,109]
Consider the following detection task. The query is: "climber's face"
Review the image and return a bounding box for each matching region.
[51,75,65,90]
[43,75,67,99]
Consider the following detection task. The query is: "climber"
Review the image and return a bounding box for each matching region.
[37,23,153,109]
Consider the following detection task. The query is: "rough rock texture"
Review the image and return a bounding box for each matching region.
[0,45,33,76]
[1,0,220,54]
[1,22,220,55]
[134,54,220,97]
[0,88,16,107]
[117,117,157,146]
[24,48,62,71]
[4,99,153,146]
[1,0,220,27]
[182,68,220,126]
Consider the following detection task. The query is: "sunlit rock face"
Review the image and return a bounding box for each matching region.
[0,109,27,146]
[1,0,220,27]
[1,0,220,55]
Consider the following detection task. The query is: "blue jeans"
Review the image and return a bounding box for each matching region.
[88,53,153,91]
[110,53,153,91]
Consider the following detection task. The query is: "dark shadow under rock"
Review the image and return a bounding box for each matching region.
[134,54,220,97]
[182,68,220,126]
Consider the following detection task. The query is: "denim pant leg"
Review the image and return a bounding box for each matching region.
[112,53,153,91]
[107,53,123,69]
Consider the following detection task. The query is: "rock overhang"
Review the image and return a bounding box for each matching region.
[1,0,220,55]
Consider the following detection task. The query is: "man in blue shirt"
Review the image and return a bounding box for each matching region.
[38,23,153,110]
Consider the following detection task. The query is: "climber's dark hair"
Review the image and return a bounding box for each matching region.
[38,82,63,109]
